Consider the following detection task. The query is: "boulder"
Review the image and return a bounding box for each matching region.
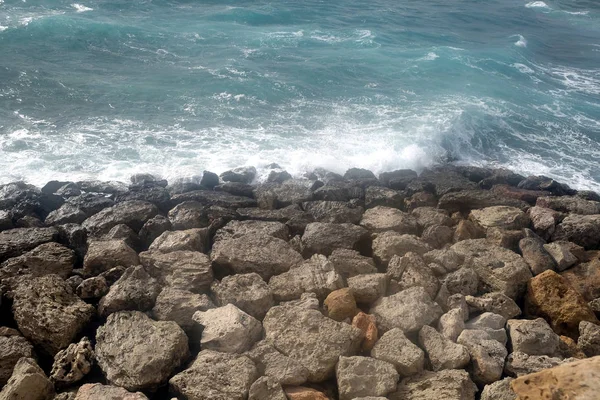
[0,227,59,262]
[438,190,528,214]
[372,232,432,266]
[76,276,109,299]
[336,356,399,400]
[379,169,418,189]
[486,228,523,251]
[0,328,35,387]
[221,166,257,183]
[524,270,598,339]
[103,224,142,251]
[552,214,600,249]
[450,239,532,299]
[422,224,454,248]
[263,305,362,382]
[506,318,559,356]
[12,275,95,356]
[280,292,320,311]
[98,265,160,317]
[389,369,477,400]
[301,222,368,256]
[490,184,548,205]
[214,220,289,244]
[387,253,439,299]
[510,356,600,399]
[0,358,53,400]
[369,287,443,333]
[517,175,574,195]
[254,180,317,208]
[528,206,560,240]
[371,328,424,376]
[74,383,148,400]
[561,259,600,301]
[139,250,213,292]
[302,201,364,224]
[148,228,209,253]
[418,325,470,371]
[404,191,437,211]
[444,267,479,297]
[504,352,573,376]
[352,312,379,352]
[171,189,256,209]
[465,292,521,320]
[95,311,189,392]
[138,214,171,247]
[82,240,139,276]
[458,329,508,385]
[360,206,419,234]
[480,378,516,400]
[328,249,377,279]
[76,180,128,194]
[423,248,464,274]
[364,186,405,209]
[50,337,94,387]
[469,206,530,231]
[82,200,158,236]
[454,220,485,242]
[193,304,262,353]
[152,288,214,334]
[245,341,309,386]
[347,273,388,304]
[211,234,303,280]
[578,321,600,357]
[212,273,273,320]
[248,376,287,400]
[537,195,600,215]
[519,235,557,276]
[543,241,578,271]
[412,207,453,229]
[438,308,466,342]
[323,288,358,322]
[464,312,508,345]
[167,201,209,230]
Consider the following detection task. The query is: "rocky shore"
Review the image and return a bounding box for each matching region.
[1,164,600,400]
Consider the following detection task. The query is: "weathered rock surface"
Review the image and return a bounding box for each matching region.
[0,328,35,387]
[438,308,466,342]
[552,213,600,249]
[469,206,530,230]
[347,273,388,304]
[248,376,287,400]
[98,265,160,316]
[364,186,404,209]
[12,275,95,355]
[303,201,364,224]
[301,222,368,256]
[149,228,209,253]
[263,305,362,382]
[390,369,477,400]
[0,358,53,400]
[505,352,573,377]
[152,287,214,333]
[50,337,94,387]
[372,232,432,266]
[578,321,600,357]
[169,350,258,400]
[245,341,309,386]
[328,248,377,279]
[284,386,330,400]
[528,206,560,240]
[323,288,357,322]
[360,206,419,234]
[371,328,424,376]
[139,250,213,292]
[506,318,559,356]
[95,311,189,392]
[465,292,521,320]
[419,325,470,371]
[438,190,528,214]
[458,329,508,385]
[561,259,600,301]
[544,241,579,271]
[352,312,378,352]
[0,227,59,262]
[336,356,399,400]
[537,195,600,215]
[212,273,273,320]
[76,276,109,299]
[82,200,158,236]
[480,378,516,400]
[193,304,262,353]
[464,312,508,345]
[73,383,148,400]
[82,240,139,276]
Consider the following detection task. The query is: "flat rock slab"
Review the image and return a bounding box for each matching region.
[0,227,59,262]
[82,200,158,236]
[389,369,477,400]
[139,250,213,292]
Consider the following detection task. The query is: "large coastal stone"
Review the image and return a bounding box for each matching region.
[390,369,477,400]
[302,201,364,224]
[438,308,466,342]
[82,239,139,276]
[328,248,377,279]
[95,311,189,392]
[371,328,424,376]
[444,267,479,296]
[372,232,432,266]
[336,356,399,400]
[438,190,528,214]
[0,358,53,400]
[360,206,419,234]
[248,376,286,400]
[504,352,572,376]
[193,304,262,353]
[450,239,532,299]
[167,201,209,230]
[519,234,557,275]
[387,253,439,299]
[465,292,521,320]
[510,356,600,399]
[552,214,600,249]
[412,207,453,229]
[139,214,172,247]
[419,325,470,371]
[76,276,109,299]
[50,337,94,387]
[12,275,94,356]
[347,273,388,304]
[544,241,579,271]
[469,206,530,230]
[369,287,443,333]
[506,318,559,356]
[0,328,35,387]
[379,169,418,189]
[98,265,160,316]
[246,341,309,386]
[263,305,362,382]
[149,228,209,253]
[0,227,59,262]
[480,378,516,400]
[214,220,289,243]
[211,234,303,280]
[524,270,598,339]
[269,255,344,302]
[458,329,508,385]
[171,189,257,209]
[82,200,158,236]
[561,259,600,301]
[578,321,600,357]
[139,250,213,292]
[528,206,560,240]
[152,288,214,333]
[212,273,273,320]
[352,312,378,352]
[73,383,148,400]
[364,186,404,209]
[301,222,368,256]
[537,195,600,215]
[423,248,464,274]
[169,350,258,400]
[464,312,508,345]
[323,288,357,321]
[254,180,316,208]
[221,166,257,183]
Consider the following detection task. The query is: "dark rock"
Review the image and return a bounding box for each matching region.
[200,170,220,189]
[551,214,600,249]
[98,265,160,317]
[438,190,529,214]
[171,190,256,209]
[268,170,293,184]
[76,180,128,195]
[104,224,141,251]
[364,186,405,209]
[537,195,600,215]
[214,182,255,198]
[0,227,59,262]
[82,240,139,276]
[138,214,171,248]
[166,180,204,195]
[517,176,576,196]
[302,201,364,224]
[57,223,87,261]
[55,183,81,198]
[237,204,304,223]
[344,168,377,180]
[479,169,525,189]
[491,184,551,205]
[313,181,364,202]
[414,167,478,196]
[0,210,13,232]
[301,222,369,257]
[254,180,317,209]
[76,276,109,299]
[220,166,257,184]
[379,169,418,190]
[82,200,158,236]
[42,181,71,195]
[0,328,35,387]
[114,187,170,211]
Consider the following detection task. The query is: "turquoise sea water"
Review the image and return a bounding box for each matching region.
[1,0,599,189]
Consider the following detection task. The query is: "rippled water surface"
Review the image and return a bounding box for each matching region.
[1,0,599,189]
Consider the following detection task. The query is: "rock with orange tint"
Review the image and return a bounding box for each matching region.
[352,312,378,352]
[284,386,330,400]
[524,270,598,339]
[557,335,586,359]
[74,383,148,400]
[324,288,357,322]
[510,356,600,400]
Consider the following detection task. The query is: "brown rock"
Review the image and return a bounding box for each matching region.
[525,270,599,339]
[561,259,600,301]
[557,335,587,359]
[324,288,358,322]
[74,383,148,400]
[82,240,139,276]
[352,312,378,352]
[510,356,600,400]
[453,220,485,242]
[284,387,330,400]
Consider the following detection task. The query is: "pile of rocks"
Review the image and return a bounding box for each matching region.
[1,164,599,399]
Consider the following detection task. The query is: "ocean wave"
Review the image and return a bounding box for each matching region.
[513,34,527,47]
[417,52,439,61]
[512,63,534,74]
[525,1,550,9]
[71,4,93,13]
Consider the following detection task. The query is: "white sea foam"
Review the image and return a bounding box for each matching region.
[0,26,7,32]
[512,63,534,74]
[525,1,550,9]
[71,4,93,13]
[514,35,527,47]
[418,52,439,61]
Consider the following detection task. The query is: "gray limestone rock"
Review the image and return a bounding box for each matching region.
[336,356,399,400]
[211,273,274,320]
[370,328,425,377]
[98,265,160,317]
[0,358,53,400]
[506,318,560,356]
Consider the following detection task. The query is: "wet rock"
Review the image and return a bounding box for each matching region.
[50,337,94,387]
[364,186,405,209]
[537,195,600,215]
[0,328,35,387]
[544,241,579,271]
[518,175,575,195]
[269,255,344,302]
[370,286,443,333]
[211,234,303,280]
[74,383,148,399]
[246,341,309,386]
[347,273,388,304]
[115,186,170,211]
[506,318,559,356]
[490,184,548,205]
[510,356,600,399]
[263,305,362,382]
[82,200,158,236]
[139,250,213,292]
[0,211,13,232]
[12,275,95,356]
[221,166,257,184]
[98,265,160,317]
[451,239,532,299]
[458,329,508,385]
[577,321,600,357]
[149,228,209,253]
[561,259,600,301]
[419,325,470,371]
[200,170,219,188]
[379,169,418,189]
[438,308,466,342]
[390,369,477,400]
[504,352,573,376]
[96,311,189,392]
[387,253,439,299]
[328,248,377,279]
[465,292,521,320]
[344,167,377,180]
[323,288,357,322]
[56,224,87,261]
[152,287,214,334]
[552,213,600,249]
[360,206,419,234]
[524,270,598,339]
[301,222,368,257]
[82,240,139,276]
[45,204,87,225]
[248,376,287,400]
[0,227,59,262]
[336,356,399,400]
[302,201,364,224]
[519,235,557,275]
[438,190,528,214]
[372,232,432,266]
[76,276,109,299]
[352,312,378,352]
[171,189,257,209]
[212,273,273,320]
[0,358,53,400]
[76,180,128,194]
[469,206,530,231]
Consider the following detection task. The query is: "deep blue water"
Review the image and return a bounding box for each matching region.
[1,0,599,189]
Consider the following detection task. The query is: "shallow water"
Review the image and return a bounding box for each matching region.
[1,0,599,189]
